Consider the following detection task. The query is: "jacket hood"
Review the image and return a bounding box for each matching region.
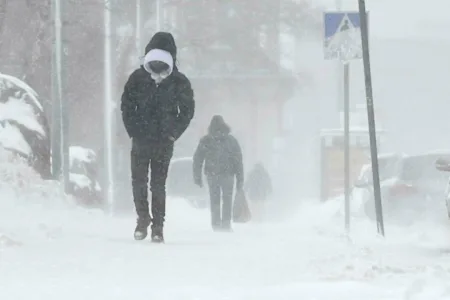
[208,115,231,136]
[143,49,174,80]
[145,32,177,62]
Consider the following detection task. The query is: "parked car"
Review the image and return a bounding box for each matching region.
[434,157,450,219]
[167,157,209,209]
[355,153,406,186]
[354,152,450,221]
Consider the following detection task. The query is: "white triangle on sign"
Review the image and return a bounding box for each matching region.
[337,14,354,34]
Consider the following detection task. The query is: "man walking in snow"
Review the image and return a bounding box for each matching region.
[192,115,244,231]
[121,32,195,242]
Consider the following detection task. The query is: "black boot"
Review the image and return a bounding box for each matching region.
[134,217,151,241]
[151,225,164,243]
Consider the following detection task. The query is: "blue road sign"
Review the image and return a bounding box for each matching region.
[324,11,363,61]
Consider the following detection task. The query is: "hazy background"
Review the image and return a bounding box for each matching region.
[1,0,450,206]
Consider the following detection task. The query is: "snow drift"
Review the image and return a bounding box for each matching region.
[0,147,73,247]
[0,73,51,178]
[3,146,450,300]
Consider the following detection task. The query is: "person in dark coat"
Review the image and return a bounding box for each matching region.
[192,115,244,231]
[121,32,195,242]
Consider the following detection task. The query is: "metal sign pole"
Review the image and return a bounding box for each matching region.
[51,0,62,180]
[335,0,351,233]
[59,0,70,194]
[357,0,385,236]
[104,0,114,215]
[53,0,69,194]
[343,62,350,232]
[325,8,383,235]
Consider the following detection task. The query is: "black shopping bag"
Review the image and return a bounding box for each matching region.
[233,190,251,223]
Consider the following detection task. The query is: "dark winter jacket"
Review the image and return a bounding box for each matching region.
[193,116,244,189]
[245,163,272,202]
[121,32,195,144]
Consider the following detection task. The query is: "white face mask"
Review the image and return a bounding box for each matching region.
[142,49,174,83]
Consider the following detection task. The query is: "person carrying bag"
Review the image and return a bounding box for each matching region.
[193,115,244,231]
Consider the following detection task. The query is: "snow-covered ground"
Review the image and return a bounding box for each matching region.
[3,0,450,298]
[2,154,450,300]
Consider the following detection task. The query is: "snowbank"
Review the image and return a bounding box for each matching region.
[0,146,204,247]
[0,148,72,207]
[0,73,51,178]
[0,146,113,247]
[1,156,450,300]
[0,148,76,246]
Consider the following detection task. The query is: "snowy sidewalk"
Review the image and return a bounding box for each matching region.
[2,197,450,300]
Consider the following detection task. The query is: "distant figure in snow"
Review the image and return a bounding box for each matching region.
[193,115,244,231]
[245,163,272,220]
[245,163,272,202]
[121,32,195,243]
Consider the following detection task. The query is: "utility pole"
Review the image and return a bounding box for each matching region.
[60,0,70,194]
[104,0,114,215]
[358,0,385,236]
[51,0,62,180]
[343,61,350,232]
[52,0,70,193]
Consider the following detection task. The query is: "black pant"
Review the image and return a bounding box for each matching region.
[131,138,173,227]
[207,174,234,227]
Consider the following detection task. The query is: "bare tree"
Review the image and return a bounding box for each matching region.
[158,0,321,75]
[0,0,320,154]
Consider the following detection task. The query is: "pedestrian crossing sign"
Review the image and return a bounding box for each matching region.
[324,12,364,61]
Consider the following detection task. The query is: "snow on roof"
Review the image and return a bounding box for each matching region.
[0,73,43,111]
